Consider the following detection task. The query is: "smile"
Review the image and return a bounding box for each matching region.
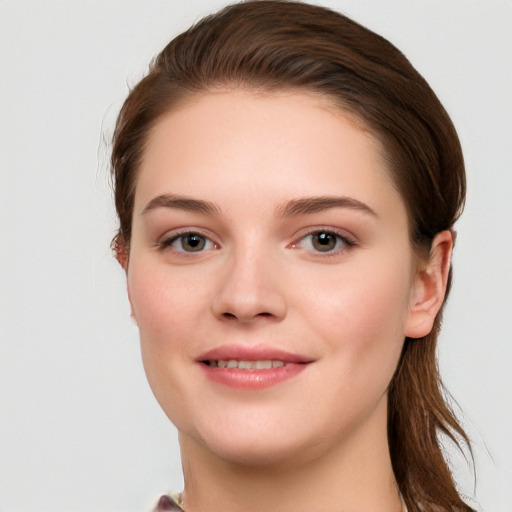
[197,344,313,389]
[204,360,286,369]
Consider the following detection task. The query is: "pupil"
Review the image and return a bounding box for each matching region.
[184,234,205,251]
[313,232,335,251]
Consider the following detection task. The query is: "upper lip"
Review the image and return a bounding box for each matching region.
[197,344,314,364]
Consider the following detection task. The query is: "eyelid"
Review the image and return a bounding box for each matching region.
[156,228,219,252]
[289,226,358,254]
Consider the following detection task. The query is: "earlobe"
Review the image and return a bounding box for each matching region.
[404,230,453,339]
[114,236,129,271]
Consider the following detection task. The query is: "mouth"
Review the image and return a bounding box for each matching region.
[202,359,288,369]
[197,345,313,389]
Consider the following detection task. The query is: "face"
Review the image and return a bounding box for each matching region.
[127,90,421,467]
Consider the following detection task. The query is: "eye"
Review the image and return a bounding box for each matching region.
[159,232,216,253]
[296,230,355,254]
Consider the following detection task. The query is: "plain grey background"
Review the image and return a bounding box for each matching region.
[1,1,511,511]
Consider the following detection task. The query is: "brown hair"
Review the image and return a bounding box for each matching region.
[111,2,472,510]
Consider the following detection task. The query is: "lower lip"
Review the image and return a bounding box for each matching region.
[199,363,309,389]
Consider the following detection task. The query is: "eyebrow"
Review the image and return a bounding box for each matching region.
[141,194,221,216]
[276,196,378,218]
[141,193,377,219]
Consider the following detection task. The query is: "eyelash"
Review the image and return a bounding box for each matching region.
[156,228,357,256]
[156,230,217,253]
[291,228,357,256]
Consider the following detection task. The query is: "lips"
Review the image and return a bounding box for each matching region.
[198,344,312,365]
[197,344,313,389]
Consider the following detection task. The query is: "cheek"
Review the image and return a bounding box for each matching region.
[128,259,208,340]
[306,252,411,329]
[127,260,210,426]
[303,255,412,385]
[127,260,202,376]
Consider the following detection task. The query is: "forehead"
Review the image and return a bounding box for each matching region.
[134,90,404,220]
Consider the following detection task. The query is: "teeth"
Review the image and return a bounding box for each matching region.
[211,360,285,369]
[254,360,272,369]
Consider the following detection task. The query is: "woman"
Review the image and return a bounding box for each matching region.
[111,1,474,510]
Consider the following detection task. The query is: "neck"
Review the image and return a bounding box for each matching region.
[178,398,403,512]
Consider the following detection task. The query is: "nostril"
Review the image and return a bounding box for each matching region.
[221,311,273,321]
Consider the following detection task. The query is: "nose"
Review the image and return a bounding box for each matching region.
[211,247,287,324]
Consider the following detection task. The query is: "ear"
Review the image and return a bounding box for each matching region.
[113,236,137,322]
[114,235,129,271]
[404,230,453,339]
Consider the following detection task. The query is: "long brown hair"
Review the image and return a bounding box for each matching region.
[111,2,473,510]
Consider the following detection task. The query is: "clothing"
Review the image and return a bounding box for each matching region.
[154,493,185,512]
[153,487,487,511]
[153,492,408,512]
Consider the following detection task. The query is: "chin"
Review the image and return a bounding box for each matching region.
[181,412,330,470]
[201,435,310,468]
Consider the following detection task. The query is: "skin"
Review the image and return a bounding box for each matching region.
[123,90,452,512]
